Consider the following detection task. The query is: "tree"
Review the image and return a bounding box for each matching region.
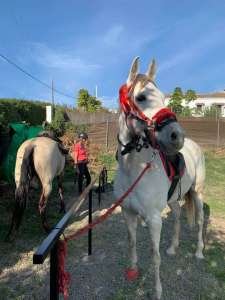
[203,105,221,118]
[50,107,66,136]
[167,87,183,114]
[77,89,102,112]
[88,96,102,112]
[185,89,197,103]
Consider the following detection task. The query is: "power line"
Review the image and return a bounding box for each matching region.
[0,53,75,100]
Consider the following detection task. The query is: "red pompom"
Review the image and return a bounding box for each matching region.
[125,268,139,281]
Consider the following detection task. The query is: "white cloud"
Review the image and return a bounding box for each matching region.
[29,43,102,72]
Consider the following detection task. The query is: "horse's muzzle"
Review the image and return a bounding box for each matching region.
[155,122,185,155]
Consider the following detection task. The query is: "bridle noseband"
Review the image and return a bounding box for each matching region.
[118,81,177,155]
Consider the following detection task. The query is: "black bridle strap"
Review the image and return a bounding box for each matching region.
[117,134,139,155]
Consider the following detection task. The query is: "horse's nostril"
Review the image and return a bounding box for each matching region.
[171,132,177,141]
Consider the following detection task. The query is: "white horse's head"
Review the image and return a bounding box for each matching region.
[118,57,185,156]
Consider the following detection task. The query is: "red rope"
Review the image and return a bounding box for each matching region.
[58,240,70,299]
[58,162,152,299]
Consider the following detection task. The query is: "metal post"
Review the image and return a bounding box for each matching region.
[98,175,101,207]
[50,242,59,300]
[88,190,93,255]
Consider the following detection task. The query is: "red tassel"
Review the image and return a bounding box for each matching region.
[58,240,71,299]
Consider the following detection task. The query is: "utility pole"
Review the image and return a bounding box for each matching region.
[95,85,98,98]
[52,79,55,120]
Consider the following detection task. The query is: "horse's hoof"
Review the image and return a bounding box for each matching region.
[125,268,139,281]
[166,247,176,256]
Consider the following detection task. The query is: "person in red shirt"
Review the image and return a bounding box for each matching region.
[73,132,91,194]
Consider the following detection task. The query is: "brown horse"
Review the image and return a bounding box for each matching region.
[6,136,66,239]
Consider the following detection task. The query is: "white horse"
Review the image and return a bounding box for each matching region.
[6,136,66,239]
[114,57,205,300]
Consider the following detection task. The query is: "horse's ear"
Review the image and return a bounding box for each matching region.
[127,56,139,86]
[146,58,156,81]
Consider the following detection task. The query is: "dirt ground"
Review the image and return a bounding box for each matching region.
[0,183,224,300]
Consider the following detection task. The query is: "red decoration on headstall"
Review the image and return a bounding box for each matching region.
[119,83,176,127]
[119,83,151,125]
[119,84,132,114]
[152,108,176,125]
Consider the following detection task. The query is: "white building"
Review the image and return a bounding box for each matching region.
[165,91,225,117]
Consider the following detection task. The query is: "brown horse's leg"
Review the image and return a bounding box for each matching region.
[57,175,65,213]
[39,184,52,233]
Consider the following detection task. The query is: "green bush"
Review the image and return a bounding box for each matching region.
[180,107,193,117]
[0,98,47,132]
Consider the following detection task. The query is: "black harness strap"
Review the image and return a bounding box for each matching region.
[167,153,185,201]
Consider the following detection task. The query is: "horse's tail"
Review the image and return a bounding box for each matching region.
[6,142,34,239]
[184,191,195,227]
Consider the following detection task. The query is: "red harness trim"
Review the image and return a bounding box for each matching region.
[119,83,176,127]
[159,151,175,182]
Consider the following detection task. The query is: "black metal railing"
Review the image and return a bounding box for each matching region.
[33,169,106,300]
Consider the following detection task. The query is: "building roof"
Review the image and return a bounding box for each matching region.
[196,92,225,98]
[165,91,225,98]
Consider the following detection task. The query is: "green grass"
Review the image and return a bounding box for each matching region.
[204,150,225,218]
[98,151,117,182]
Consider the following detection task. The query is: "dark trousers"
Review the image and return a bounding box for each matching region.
[77,162,91,193]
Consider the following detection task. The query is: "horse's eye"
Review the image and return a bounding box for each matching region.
[136,93,146,102]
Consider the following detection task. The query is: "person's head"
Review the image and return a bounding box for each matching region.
[78,132,88,144]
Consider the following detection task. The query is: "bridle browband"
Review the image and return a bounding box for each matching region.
[118,79,177,155]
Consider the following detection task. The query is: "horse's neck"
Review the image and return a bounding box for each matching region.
[118,113,133,146]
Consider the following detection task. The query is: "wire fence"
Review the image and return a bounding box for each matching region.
[86,117,225,150]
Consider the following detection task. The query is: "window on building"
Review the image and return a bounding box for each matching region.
[196,104,204,112]
[216,104,222,114]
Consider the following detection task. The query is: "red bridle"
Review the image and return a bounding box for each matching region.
[119,83,176,129]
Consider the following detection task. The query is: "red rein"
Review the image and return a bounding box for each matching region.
[119,83,176,128]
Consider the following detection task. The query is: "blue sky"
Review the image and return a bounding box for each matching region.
[1,0,225,108]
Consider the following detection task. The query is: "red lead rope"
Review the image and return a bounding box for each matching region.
[58,162,152,299]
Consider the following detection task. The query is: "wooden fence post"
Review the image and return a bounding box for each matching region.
[217,117,220,148]
[105,119,109,151]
